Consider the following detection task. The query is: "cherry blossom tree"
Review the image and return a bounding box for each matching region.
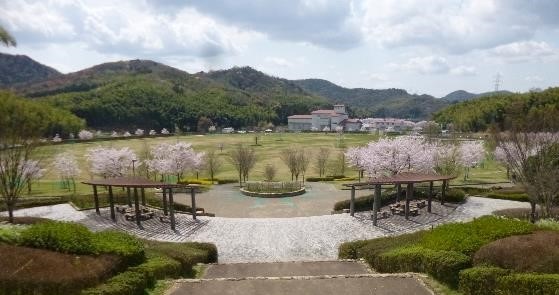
[78,130,94,140]
[52,134,62,142]
[149,130,156,135]
[86,147,137,178]
[146,142,204,182]
[111,131,119,137]
[123,131,131,137]
[161,128,170,135]
[135,129,144,136]
[23,160,44,194]
[459,141,485,180]
[53,152,80,191]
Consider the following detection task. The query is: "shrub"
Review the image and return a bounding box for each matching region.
[143,240,217,275]
[377,246,471,287]
[460,187,491,196]
[20,221,95,254]
[338,240,371,259]
[333,191,395,212]
[459,266,511,295]
[496,273,559,295]
[419,216,534,255]
[0,197,66,211]
[442,188,466,203]
[0,216,49,225]
[81,254,181,295]
[93,231,145,266]
[216,178,237,184]
[473,231,559,273]
[483,192,529,202]
[306,177,334,182]
[537,219,559,231]
[0,245,121,295]
[0,226,23,245]
[327,175,346,179]
[340,231,425,262]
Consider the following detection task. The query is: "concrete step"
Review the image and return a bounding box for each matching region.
[202,260,372,279]
[168,274,433,295]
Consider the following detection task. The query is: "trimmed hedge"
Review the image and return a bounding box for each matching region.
[306,177,334,182]
[333,191,396,212]
[143,240,217,275]
[0,226,23,245]
[460,267,559,295]
[496,273,559,295]
[0,197,66,211]
[483,191,529,202]
[419,216,534,255]
[20,221,95,254]
[92,231,145,266]
[459,266,511,295]
[377,246,471,287]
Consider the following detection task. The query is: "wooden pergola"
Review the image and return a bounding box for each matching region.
[344,172,456,226]
[82,177,200,230]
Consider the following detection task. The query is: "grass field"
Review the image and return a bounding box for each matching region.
[27,132,510,197]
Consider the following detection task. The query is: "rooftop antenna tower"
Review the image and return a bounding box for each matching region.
[494,73,502,92]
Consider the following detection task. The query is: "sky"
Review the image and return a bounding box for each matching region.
[1,0,559,97]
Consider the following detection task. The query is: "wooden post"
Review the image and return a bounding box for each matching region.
[141,188,146,206]
[127,187,132,207]
[108,186,115,221]
[441,180,447,205]
[396,183,401,202]
[190,186,197,220]
[162,188,168,216]
[372,184,381,226]
[93,185,100,215]
[405,183,413,220]
[350,185,356,217]
[169,188,176,230]
[133,188,141,226]
[428,181,433,213]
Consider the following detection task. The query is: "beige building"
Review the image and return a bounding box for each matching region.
[288,105,361,131]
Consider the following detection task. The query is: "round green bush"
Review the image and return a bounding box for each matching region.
[93,231,145,266]
[19,221,95,254]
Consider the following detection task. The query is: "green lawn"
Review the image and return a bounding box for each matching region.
[28,133,510,198]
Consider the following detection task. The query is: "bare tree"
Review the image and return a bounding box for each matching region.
[229,144,257,186]
[315,147,331,177]
[297,149,311,185]
[493,131,559,222]
[205,149,222,183]
[0,139,36,223]
[263,164,276,181]
[280,148,299,181]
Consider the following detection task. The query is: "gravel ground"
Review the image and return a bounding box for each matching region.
[2,197,530,263]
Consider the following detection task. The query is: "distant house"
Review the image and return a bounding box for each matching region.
[360,118,416,132]
[287,105,361,131]
[222,127,235,133]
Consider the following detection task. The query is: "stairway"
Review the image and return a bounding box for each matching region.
[167,261,433,295]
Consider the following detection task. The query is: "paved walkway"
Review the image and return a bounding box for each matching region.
[174,183,368,218]
[168,261,432,295]
[4,197,530,263]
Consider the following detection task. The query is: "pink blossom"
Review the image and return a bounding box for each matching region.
[86,147,137,178]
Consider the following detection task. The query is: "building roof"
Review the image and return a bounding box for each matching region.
[288,115,313,119]
[82,177,197,189]
[344,172,456,186]
[311,110,337,115]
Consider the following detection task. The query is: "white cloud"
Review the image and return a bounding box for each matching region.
[391,56,450,74]
[525,75,544,83]
[264,57,294,68]
[368,73,388,82]
[491,41,557,62]
[450,65,477,76]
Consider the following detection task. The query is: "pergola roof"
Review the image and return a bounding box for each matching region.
[82,177,195,189]
[345,172,456,187]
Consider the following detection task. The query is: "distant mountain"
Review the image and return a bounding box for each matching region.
[0,53,61,87]
[11,60,328,130]
[294,78,449,119]
[441,90,477,102]
[441,90,513,102]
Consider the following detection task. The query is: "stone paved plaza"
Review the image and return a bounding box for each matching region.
[5,196,529,263]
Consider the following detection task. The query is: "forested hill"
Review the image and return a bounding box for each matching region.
[0,53,61,87]
[440,89,514,102]
[433,87,559,132]
[293,78,449,119]
[11,59,329,130]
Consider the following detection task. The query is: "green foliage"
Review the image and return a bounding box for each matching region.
[243,181,302,193]
[419,216,534,255]
[20,221,95,254]
[333,191,395,211]
[441,188,466,203]
[339,231,424,262]
[143,240,218,275]
[0,226,23,245]
[434,87,559,132]
[536,219,559,231]
[216,178,238,184]
[482,191,529,202]
[377,246,471,287]
[338,240,371,259]
[81,269,147,295]
[0,197,66,212]
[459,266,512,295]
[495,273,559,295]
[0,90,84,138]
[306,177,334,182]
[92,231,145,266]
